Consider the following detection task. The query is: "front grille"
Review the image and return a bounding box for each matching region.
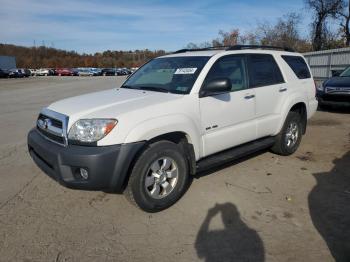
[36,110,68,146]
[326,86,350,94]
[37,127,65,144]
[38,114,62,128]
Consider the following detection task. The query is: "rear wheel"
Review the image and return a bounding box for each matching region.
[271,111,303,156]
[125,140,189,212]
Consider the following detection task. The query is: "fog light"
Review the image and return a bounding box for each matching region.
[80,168,89,180]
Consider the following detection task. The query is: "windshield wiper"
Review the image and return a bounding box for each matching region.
[121,85,138,89]
[137,86,169,93]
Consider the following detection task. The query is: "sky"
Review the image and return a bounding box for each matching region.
[0,0,312,54]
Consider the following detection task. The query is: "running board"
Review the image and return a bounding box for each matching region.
[196,137,275,172]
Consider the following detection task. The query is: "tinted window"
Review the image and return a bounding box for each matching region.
[282,55,311,79]
[248,54,284,87]
[204,55,247,92]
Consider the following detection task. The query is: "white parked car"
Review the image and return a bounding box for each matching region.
[28,45,318,212]
[35,68,51,76]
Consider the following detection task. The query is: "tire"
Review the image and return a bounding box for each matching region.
[125,140,189,212]
[271,111,303,156]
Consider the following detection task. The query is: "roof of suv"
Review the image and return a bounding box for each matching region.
[162,45,298,58]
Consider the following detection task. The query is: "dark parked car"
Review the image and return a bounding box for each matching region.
[317,66,350,107]
[101,68,116,76]
[8,69,24,78]
[0,69,9,78]
[18,68,31,77]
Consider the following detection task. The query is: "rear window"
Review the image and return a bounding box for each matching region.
[282,55,311,79]
[248,54,284,88]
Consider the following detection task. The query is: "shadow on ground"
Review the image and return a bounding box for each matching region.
[318,105,350,114]
[195,203,265,262]
[309,151,350,262]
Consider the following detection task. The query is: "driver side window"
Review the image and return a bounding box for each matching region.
[204,55,247,92]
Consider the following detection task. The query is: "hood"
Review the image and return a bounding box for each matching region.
[324,77,350,87]
[48,88,181,120]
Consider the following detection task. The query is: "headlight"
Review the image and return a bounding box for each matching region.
[68,119,117,143]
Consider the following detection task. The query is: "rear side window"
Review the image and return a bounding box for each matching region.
[282,55,311,79]
[248,54,284,88]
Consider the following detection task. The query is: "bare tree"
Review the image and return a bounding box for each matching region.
[337,0,350,45]
[305,0,344,50]
[255,13,312,52]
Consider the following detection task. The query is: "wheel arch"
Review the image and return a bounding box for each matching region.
[119,131,197,192]
[276,99,308,135]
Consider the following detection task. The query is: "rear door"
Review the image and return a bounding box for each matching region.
[199,55,256,156]
[248,54,287,138]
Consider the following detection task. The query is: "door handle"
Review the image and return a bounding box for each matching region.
[244,94,255,99]
[279,87,288,92]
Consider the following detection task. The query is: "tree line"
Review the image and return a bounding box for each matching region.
[0,43,166,69]
[1,0,349,68]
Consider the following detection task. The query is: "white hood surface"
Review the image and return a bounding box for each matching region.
[48,88,182,120]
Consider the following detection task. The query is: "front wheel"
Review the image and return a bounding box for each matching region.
[125,140,189,212]
[271,111,303,156]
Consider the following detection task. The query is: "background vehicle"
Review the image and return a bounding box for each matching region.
[317,65,350,107]
[90,68,102,76]
[0,68,9,78]
[55,68,74,76]
[101,68,116,76]
[8,69,24,78]
[28,45,318,212]
[18,68,31,77]
[77,68,94,76]
[35,68,52,76]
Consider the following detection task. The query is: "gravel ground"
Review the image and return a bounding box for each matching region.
[0,77,349,262]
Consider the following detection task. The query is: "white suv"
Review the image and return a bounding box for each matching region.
[27,45,318,212]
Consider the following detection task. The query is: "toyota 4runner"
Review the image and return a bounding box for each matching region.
[27,45,318,212]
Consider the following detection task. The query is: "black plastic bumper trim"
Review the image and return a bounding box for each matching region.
[27,128,145,192]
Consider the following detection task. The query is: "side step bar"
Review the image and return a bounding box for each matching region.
[196,137,275,172]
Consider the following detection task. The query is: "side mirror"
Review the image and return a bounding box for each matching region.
[200,78,232,97]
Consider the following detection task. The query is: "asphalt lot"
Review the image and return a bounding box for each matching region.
[0,77,349,262]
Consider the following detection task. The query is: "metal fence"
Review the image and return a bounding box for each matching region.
[303,47,350,80]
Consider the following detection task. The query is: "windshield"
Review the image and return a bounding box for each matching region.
[122,56,210,94]
[340,66,350,77]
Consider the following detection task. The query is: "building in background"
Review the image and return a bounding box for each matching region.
[0,56,16,69]
[304,47,350,81]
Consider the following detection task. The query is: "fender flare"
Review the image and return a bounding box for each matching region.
[275,96,308,135]
[124,114,202,159]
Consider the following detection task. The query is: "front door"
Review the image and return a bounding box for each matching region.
[199,55,256,157]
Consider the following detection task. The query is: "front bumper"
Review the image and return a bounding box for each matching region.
[27,128,145,192]
[317,90,350,106]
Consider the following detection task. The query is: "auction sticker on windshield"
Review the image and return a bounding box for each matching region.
[174,68,197,74]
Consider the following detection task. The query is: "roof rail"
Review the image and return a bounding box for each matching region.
[173,46,229,54]
[227,45,295,52]
[173,45,295,54]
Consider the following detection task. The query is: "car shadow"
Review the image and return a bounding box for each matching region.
[195,202,265,262]
[318,105,350,114]
[308,151,350,261]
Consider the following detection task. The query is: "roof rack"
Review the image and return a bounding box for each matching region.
[172,46,229,54]
[227,45,295,52]
[173,45,295,54]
